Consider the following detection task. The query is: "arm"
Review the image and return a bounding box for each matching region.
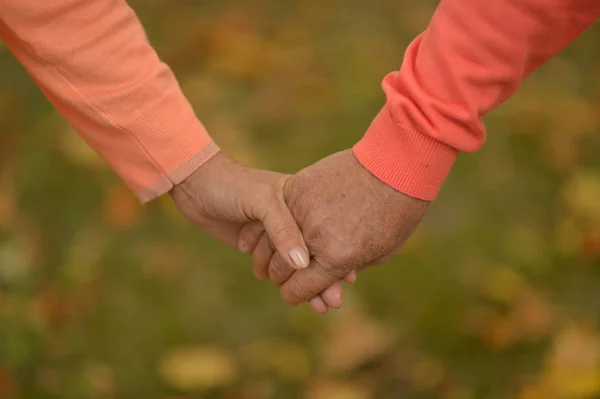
[0,0,312,275]
[0,0,217,202]
[245,0,600,307]
[354,0,600,200]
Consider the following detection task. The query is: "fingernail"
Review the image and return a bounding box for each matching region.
[289,247,309,268]
[238,240,249,253]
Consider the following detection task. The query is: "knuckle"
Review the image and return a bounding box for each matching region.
[283,279,311,305]
[321,239,357,271]
[320,263,346,280]
[268,255,294,286]
[271,221,297,244]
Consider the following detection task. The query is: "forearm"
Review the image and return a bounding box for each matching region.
[0,0,218,202]
[355,0,600,200]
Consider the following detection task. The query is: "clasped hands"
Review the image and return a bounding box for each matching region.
[171,149,429,313]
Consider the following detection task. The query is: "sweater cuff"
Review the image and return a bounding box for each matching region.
[353,107,458,201]
[136,141,220,203]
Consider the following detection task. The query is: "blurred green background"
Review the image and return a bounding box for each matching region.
[1,0,600,398]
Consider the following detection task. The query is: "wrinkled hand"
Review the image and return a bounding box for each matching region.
[170,151,311,270]
[240,149,430,310]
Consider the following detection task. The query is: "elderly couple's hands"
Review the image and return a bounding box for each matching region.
[170,151,352,312]
[172,149,429,312]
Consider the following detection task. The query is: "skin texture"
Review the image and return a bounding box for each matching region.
[239,149,430,307]
[170,151,351,312]
[171,152,310,269]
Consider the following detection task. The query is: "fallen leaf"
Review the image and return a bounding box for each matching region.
[320,310,397,373]
[159,346,237,392]
[240,339,310,382]
[547,325,600,370]
[306,379,372,399]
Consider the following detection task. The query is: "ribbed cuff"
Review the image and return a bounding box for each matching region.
[353,107,458,201]
[136,141,220,203]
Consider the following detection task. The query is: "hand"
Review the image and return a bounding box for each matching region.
[171,151,311,270]
[239,149,430,309]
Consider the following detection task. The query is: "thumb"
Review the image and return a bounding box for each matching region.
[261,202,310,270]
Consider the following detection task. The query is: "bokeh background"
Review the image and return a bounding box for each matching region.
[1,0,600,398]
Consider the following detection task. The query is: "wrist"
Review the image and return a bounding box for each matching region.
[353,107,458,201]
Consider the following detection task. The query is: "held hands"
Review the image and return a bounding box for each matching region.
[172,149,430,313]
[170,151,349,311]
[238,149,430,311]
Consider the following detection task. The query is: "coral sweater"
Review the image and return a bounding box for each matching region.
[1,0,599,202]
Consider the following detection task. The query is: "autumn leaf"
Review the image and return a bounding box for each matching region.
[320,308,397,374]
[306,379,372,399]
[159,346,237,392]
[240,339,310,382]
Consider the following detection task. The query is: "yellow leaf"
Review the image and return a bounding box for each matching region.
[159,346,237,392]
[320,311,397,373]
[547,369,600,399]
[240,339,310,381]
[306,379,372,399]
[547,325,600,370]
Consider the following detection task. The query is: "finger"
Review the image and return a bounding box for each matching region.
[251,233,274,280]
[238,222,264,253]
[199,221,245,249]
[343,271,357,284]
[321,281,343,309]
[280,260,350,306]
[261,203,309,270]
[269,252,342,309]
[309,295,329,314]
[268,252,296,286]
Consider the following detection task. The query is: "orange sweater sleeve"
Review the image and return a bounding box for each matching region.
[0,0,219,203]
[354,0,600,201]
